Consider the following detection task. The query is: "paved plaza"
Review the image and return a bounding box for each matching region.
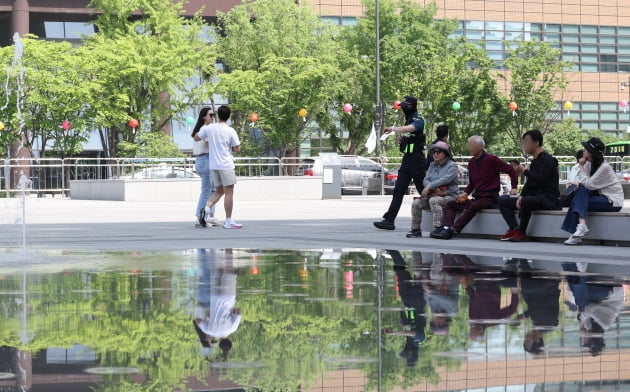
[1,196,629,265]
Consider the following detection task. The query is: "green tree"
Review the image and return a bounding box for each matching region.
[117,131,184,158]
[498,39,570,156]
[84,0,216,157]
[215,0,342,161]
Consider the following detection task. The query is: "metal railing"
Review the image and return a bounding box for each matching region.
[2,155,629,197]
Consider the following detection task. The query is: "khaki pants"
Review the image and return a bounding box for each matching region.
[411,195,456,231]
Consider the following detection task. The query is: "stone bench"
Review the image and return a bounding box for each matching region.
[420,208,630,246]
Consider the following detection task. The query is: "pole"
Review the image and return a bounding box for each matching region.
[375,0,381,157]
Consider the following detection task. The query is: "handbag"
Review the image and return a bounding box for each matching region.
[427,185,448,200]
[558,184,578,207]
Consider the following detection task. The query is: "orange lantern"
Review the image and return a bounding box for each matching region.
[248,112,259,123]
[128,118,139,128]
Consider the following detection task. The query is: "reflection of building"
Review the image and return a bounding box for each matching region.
[305,0,630,136]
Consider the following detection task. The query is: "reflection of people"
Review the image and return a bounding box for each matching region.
[193,248,241,357]
[423,254,460,335]
[374,96,426,231]
[509,259,560,354]
[384,250,427,367]
[562,262,624,356]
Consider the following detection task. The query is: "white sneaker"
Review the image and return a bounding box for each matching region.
[223,221,243,229]
[206,215,220,226]
[572,223,590,238]
[564,235,582,245]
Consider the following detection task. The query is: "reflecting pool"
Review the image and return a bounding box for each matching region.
[1,248,630,391]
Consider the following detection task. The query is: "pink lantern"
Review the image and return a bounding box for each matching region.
[342,103,352,113]
[61,120,71,131]
[620,100,629,113]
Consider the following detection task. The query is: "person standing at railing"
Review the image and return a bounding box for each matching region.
[194,105,243,229]
[373,96,426,231]
[192,107,218,228]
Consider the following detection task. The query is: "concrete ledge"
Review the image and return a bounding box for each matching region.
[421,208,630,245]
[70,176,323,202]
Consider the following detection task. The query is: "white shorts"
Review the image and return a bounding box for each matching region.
[211,169,237,187]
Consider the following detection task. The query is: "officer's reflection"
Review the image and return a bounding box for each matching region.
[383,250,427,367]
[562,262,624,356]
[193,248,242,358]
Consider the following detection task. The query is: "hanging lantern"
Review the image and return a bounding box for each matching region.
[248,112,259,123]
[185,116,195,126]
[393,100,401,110]
[452,101,461,111]
[563,101,573,115]
[128,118,139,129]
[620,100,629,113]
[298,108,308,122]
[343,103,353,113]
[61,120,71,131]
[508,101,518,117]
[0,122,4,131]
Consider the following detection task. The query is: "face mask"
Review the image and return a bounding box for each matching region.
[400,101,416,116]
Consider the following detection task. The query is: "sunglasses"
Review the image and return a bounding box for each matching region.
[207,112,215,117]
[431,149,445,154]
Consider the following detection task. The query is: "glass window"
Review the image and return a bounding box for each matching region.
[619,36,630,45]
[581,44,598,53]
[341,17,357,26]
[485,41,503,50]
[506,32,525,40]
[545,24,561,32]
[530,33,542,41]
[618,46,630,55]
[600,46,616,54]
[620,64,630,72]
[600,63,618,72]
[581,35,598,44]
[529,23,542,32]
[562,54,578,62]
[544,33,560,42]
[505,22,523,31]
[563,25,579,33]
[486,30,504,41]
[485,21,504,31]
[582,25,598,34]
[600,35,616,45]
[465,20,484,30]
[562,34,579,43]
[581,122,599,130]
[600,112,618,120]
[599,54,617,62]
[600,26,616,35]
[601,103,617,111]
[321,16,340,25]
[465,30,484,40]
[600,122,619,130]
[581,54,598,62]
[562,43,579,52]
[619,56,630,63]
[619,27,630,35]
[64,22,94,38]
[487,51,504,60]
[582,102,599,111]
[44,21,64,39]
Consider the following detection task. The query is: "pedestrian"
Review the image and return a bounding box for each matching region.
[561,137,623,245]
[406,141,458,238]
[194,105,243,229]
[431,136,518,240]
[374,95,426,231]
[497,130,560,242]
[191,107,218,228]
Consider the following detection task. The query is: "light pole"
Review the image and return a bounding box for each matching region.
[620,79,630,137]
[375,0,381,156]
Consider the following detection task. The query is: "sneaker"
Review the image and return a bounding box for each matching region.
[508,230,527,242]
[206,215,219,227]
[434,227,454,240]
[572,223,590,238]
[429,227,445,239]
[373,220,395,230]
[564,235,582,246]
[223,221,243,229]
[197,209,207,228]
[406,230,422,238]
[499,228,518,241]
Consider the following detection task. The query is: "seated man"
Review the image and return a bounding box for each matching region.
[406,141,459,238]
[497,130,560,242]
[432,136,518,240]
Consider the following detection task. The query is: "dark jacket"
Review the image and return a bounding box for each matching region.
[521,151,560,203]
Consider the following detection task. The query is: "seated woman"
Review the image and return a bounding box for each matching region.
[562,137,624,245]
[406,141,458,238]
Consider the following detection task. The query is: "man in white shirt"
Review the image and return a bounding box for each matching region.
[195,105,243,229]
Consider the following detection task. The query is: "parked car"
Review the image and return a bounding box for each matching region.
[120,164,199,179]
[617,170,630,183]
[300,156,395,195]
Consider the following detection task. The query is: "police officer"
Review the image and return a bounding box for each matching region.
[374,95,427,230]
